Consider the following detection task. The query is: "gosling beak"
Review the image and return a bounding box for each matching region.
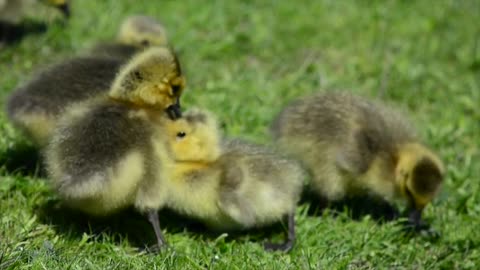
[407,208,422,227]
[57,3,70,18]
[166,103,182,120]
[176,97,181,107]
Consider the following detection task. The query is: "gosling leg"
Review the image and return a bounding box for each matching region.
[264,213,296,252]
[146,209,168,251]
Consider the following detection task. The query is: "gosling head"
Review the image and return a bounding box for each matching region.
[117,15,168,48]
[165,108,221,163]
[395,143,444,215]
[42,0,70,17]
[109,46,185,119]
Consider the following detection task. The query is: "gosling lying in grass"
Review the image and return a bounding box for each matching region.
[6,15,173,145]
[271,91,444,231]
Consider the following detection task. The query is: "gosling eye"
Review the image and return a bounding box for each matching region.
[176,132,186,140]
[140,39,150,46]
[172,85,182,95]
[133,71,143,81]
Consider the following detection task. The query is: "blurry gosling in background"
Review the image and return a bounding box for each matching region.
[45,46,184,250]
[0,0,70,24]
[89,15,168,60]
[6,15,173,145]
[152,109,304,252]
[0,0,69,43]
[271,92,444,231]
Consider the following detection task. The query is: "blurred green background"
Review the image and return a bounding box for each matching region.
[1,0,479,269]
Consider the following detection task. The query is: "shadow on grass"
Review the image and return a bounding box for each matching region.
[34,199,287,251]
[301,190,442,241]
[0,20,48,45]
[301,189,401,223]
[0,142,45,177]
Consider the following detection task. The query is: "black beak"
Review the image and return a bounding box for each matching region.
[408,208,422,227]
[166,103,182,120]
[175,97,181,108]
[57,3,70,18]
[404,207,439,237]
[406,207,431,232]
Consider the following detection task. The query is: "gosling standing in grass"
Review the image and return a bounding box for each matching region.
[6,15,171,145]
[271,92,444,230]
[157,109,304,252]
[45,46,184,250]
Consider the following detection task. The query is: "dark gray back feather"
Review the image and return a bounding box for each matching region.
[272,92,417,175]
[6,56,125,118]
[52,100,152,180]
[88,43,140,60]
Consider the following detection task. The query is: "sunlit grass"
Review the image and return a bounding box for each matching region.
[1,0,479,268]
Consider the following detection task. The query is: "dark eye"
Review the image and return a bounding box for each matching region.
[176,132,186,139]
[133,71,143,80]
[140,39,150,46]
[172,85,182,95]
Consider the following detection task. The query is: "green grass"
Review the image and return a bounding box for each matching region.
[1,0,480,268]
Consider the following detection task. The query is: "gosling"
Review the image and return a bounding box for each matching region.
[0,0,69,24]
[89,15,168,60]
[45,46,184,250]
[148,109,304,252]
[271,91,444,231]
[6,15,174,145]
